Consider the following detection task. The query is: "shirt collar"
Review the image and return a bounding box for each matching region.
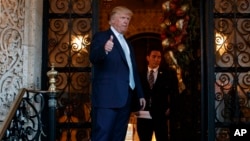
[148,66,159,73]
[110,26,122,38]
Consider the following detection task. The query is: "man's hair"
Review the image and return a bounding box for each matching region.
[146,46,163,56]
[108,6,133,21]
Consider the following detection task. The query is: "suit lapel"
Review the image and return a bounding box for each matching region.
[154,68,163,87]
[112,33,128,64]
[144,69,151,89]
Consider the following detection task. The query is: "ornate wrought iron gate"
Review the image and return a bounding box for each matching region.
[41,0,96,140]
[211,0,250,140]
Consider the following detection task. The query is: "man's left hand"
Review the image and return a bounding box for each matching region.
[139,98,146,110]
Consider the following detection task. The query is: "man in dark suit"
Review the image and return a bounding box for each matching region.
[89,6,146,141]
[136,47,179,141]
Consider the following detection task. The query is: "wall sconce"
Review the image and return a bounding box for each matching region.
[71,34,90,54]
[215,32,227,56]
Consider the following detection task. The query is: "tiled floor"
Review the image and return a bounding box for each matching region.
[125,114,156,141]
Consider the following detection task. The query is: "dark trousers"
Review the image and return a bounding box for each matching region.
[91,89,132,141]
[137,117,168,141]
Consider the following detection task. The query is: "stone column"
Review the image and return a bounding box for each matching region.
[0,0,43,126]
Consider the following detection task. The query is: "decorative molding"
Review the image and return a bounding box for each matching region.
[127,9,162,37]
[0,0,24,123]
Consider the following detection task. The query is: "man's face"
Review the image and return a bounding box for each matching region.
[110,12,131,34]
[147,50,162,69]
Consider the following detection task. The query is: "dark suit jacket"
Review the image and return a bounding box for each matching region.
[89,29,144,109]
[139,67,179,119]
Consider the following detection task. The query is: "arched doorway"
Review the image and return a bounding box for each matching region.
[129,33,162,73]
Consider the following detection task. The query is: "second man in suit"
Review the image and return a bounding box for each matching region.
[136,47,179,141]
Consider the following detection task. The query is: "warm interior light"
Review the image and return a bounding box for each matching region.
[215,32,227,56]
[71,34,90,53]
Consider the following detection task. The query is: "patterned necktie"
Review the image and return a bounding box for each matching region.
[119,34,135,89]
[148,70,154,89]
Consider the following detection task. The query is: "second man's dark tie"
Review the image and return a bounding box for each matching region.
[148,70,154,89]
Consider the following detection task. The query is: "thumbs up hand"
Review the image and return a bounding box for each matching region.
[104,35,114,53]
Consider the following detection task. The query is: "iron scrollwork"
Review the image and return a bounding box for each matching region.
[2,90,46,141]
